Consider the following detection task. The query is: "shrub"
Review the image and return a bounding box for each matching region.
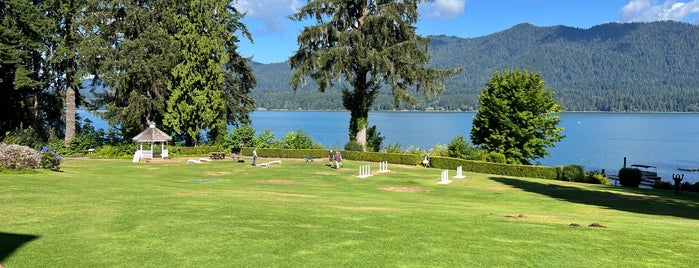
[226,125,256,149]
[404,145,424,154]
[585,171,611,185]
[91,144,134,159]
[428,144,449,157]
[344,140,363,151]
[484,152,507,163]
[0,144,41,170]
[384,142,403,153]
[366,125,384,152]
[2,126,45,149]
[560,165,585,182]
[39,147,61,171]
[254,129,280,148]
[618,168,642,187]
[448,135,481,159]
[282,129,314,149]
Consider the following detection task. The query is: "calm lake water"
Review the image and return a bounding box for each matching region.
[80,110,699,183]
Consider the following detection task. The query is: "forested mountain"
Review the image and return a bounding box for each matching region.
[250,21,699,112]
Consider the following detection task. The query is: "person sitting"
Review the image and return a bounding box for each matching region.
[422,155,430,168]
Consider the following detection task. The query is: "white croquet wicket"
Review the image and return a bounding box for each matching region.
[453,166,465,179]
[438,170,452,184]
[357,165,373,178]
[378,161,390,173]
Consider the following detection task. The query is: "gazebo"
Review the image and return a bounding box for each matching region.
[132,123,172,162]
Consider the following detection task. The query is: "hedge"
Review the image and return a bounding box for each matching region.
[240,148,560,180]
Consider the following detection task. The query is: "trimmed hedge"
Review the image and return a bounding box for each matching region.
[430,156,559,180]
[170,146,223,157]
[240,148,560,180]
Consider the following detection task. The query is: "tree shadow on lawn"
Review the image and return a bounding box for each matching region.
[491,177,699,220]
[0,232,39,263]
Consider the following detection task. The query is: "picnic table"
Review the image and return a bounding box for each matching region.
[209,152,226,160]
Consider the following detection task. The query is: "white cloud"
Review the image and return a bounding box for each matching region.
[234,0,303,33]
[621,0,699,23]
[421,0,467,19]
[235,0,466,34]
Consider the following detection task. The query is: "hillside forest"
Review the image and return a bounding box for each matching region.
[249,21,699,112]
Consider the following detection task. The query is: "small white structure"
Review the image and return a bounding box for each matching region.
[438,170,452,184]
[257,160,282,167]
[357,165,373,178]
[453,166,466,179]
[132,122,172,162]
[378,161,390,173]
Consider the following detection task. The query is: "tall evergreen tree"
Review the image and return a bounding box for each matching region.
[43,0,88,144]
[289,0,459,150]
[164,0,255,146]
[83,0,178,139]
[0,0,52,141]
[470,69,565,164]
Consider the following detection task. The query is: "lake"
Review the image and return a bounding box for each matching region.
[79,110,699,183]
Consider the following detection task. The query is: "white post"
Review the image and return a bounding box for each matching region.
[378,161,390,173]
[453,166,465,179]
[357,165,373,178]
[438,170,452,184]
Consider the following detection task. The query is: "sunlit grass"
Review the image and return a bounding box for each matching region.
[1,157,698,267]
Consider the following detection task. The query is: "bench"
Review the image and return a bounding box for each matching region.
[209,152,226,160]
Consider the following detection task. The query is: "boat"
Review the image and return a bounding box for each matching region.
[630,164,662,186]
[678,167,699,172]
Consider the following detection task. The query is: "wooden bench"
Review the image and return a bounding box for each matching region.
[209,152,226,160]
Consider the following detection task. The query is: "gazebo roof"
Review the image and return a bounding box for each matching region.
[132,123,172,143]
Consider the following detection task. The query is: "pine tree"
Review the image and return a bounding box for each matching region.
[0,0,52,140]
[82,0,179,139]
[164,0,255,146]
[289,0,459,150]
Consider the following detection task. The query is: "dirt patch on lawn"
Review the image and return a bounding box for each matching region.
[485,186,514,191]
[251,179,294,185]
[334,206,403,211]
[380,186,428,193]
[205,171,233,176]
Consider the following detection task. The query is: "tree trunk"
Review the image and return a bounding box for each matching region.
[64,10,76,145]
[348,107,368,151]
[65,81,76,144]
[343,71,377,151]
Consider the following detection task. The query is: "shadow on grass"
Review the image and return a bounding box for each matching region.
[491,177,699,220]
[0,232,39,263]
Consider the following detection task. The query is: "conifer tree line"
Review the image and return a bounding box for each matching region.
[1,0,255,146]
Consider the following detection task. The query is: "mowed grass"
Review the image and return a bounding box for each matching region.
[1,157,699,267]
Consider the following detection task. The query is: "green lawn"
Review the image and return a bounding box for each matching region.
[1,157,698,267]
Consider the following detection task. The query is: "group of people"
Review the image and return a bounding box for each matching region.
[328,150,343,169]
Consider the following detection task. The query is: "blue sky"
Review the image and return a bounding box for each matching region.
[233,0,699,64]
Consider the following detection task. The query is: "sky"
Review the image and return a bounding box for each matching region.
[233,0,699,64]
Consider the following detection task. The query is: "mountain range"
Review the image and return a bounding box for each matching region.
[250,21,699,112]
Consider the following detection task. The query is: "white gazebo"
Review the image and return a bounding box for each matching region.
[132,123,172,162]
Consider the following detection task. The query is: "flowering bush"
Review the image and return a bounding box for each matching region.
[0,144,41,170]
[39,146,62,171]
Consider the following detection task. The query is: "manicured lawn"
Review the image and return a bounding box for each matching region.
[1,157,698,267]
